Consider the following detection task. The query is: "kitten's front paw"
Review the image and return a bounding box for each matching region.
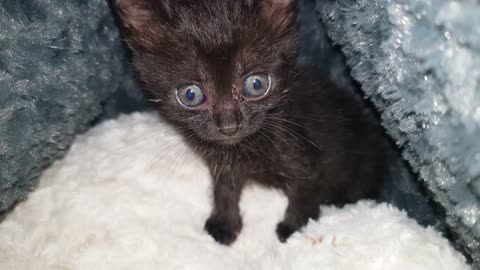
[276,222,296,243]
[204,217,241,245]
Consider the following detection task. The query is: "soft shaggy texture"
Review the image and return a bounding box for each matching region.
[318,0,480,264]
[0,113,469,270]
[0,0,144,213]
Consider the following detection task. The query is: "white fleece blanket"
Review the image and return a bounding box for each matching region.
[0,113,470,270]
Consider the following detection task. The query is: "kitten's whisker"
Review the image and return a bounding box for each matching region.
[258,128,282,154]
[267,115,350,125]
[147,99,163,103]
[277,25,297,39]
[171,135,201,176]
[264,117,322,151]
[138,136,183,176]
[238,141,251,161]
[265,116,304,128]
[286,114,351,123]
[168,139,190,175]
[91,126,191,179]
[146,136,185,171]
[251,132,271,158]
[167,133,199,175]
[262,123,295,147]
[262,121,303,150]
[147,132,196,171]
[106,126,190,157]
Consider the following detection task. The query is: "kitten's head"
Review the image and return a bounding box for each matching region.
[115,0,298,145]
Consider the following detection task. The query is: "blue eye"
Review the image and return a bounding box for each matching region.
[176,84,205,107]
[243,74,270,97]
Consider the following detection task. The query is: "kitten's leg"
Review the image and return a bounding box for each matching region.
[276,186,321,242]
[204,176,244,245]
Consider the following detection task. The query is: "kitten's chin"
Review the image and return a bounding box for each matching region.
[216,136,244,146]
[196,131,251,146]
[194,133,244,146]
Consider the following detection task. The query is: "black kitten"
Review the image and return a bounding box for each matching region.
[114,0,388,245]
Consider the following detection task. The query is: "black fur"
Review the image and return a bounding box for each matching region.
[114,0,388,245]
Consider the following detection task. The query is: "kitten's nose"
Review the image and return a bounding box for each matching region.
[214,111,242,136]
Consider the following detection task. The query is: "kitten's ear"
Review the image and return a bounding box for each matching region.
[258,0,298,30]
[113,0,171,52]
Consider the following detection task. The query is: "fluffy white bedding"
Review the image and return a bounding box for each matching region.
[0,113,470,270]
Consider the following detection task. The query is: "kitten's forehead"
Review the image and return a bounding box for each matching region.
[115,0,297,53]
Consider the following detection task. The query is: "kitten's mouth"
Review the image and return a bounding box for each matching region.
[217,136,243,145]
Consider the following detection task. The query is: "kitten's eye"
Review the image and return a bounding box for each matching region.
[243,73,271,98]
[176,84,205,107]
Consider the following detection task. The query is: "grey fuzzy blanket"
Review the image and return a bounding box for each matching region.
[319,0,480,265]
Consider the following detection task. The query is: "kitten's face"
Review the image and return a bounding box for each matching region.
[115,0,297,145]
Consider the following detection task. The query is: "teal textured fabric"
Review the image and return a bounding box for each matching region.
[0,0,143,213]
[319,0,480,265]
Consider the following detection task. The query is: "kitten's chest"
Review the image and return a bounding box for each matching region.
[206,145,315,185]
